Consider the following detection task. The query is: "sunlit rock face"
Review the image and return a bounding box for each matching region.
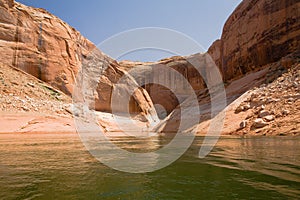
[121,0,300,133]
[1,0,299,132]
[0,0,92,95]
[119,0,300,117]
[208,0,300,81]
[0,0,13,9]
[119,53,221,118]
[0,0,159,121]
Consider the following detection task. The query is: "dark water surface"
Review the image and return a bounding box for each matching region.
[0,134,299,199]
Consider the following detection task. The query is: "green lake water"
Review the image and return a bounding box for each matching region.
[0,134,299,199]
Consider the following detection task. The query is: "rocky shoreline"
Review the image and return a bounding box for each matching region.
[0,0,299,136]
[234,64,299,136]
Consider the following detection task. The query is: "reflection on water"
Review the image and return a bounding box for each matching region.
[0,134,299,199]
[199,137,300,198]
[205,138,300,180]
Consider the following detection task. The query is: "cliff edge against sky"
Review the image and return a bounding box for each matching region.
[0,0,299,135]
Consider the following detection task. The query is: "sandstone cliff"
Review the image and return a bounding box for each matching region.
[118,1,300,128]
[208,0,300,81]
[151,0,300,135]
[0,0,158,122]
[153,55,300,135]
[0,0,299,135]
[0,0,90,94]
[119,54,211,119]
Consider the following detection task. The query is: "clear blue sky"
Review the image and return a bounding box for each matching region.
[17,0,242,61]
